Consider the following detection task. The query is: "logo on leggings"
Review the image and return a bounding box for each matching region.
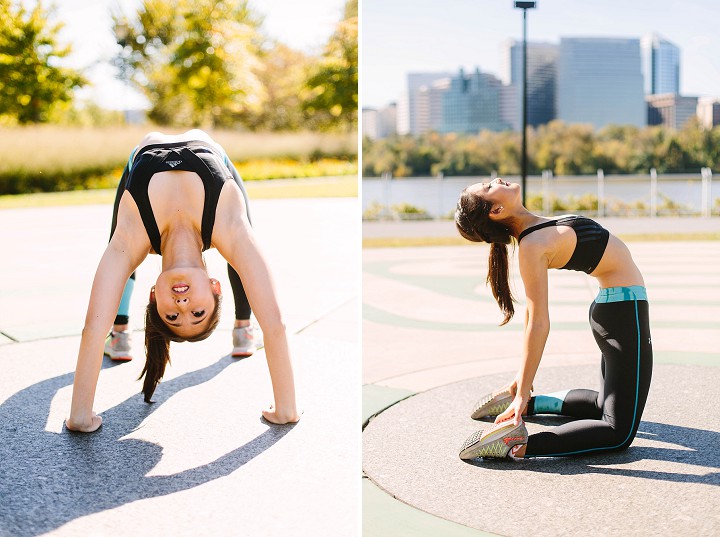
[166,160,182,168]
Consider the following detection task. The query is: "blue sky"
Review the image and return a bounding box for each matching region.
[39,0,346,109]
[362,0,720,107]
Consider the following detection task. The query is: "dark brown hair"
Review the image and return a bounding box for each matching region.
[455,187,516,325]
[139,293,222,402]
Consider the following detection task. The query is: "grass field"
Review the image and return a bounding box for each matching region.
[0,126,358,194]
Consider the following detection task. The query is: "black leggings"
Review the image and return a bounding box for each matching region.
[110,148,252,325]
[524,287,653,457]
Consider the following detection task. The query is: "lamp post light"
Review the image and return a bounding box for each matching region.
[514,1,536,206]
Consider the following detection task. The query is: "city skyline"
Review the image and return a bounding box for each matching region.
[363,0,720,108]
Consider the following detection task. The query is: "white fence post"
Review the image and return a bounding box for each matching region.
[437,171,444,220]
[650,168,657,217]
[597,168,605,218]
[701,167,711,217]
[542,170,551,215]
[382,171,392,218]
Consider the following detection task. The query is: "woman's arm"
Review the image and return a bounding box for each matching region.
[66,233,143,432]
[496,241,550,425]
[213,185,299,425]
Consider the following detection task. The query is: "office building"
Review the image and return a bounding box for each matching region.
[641,34,680,95]
[647,93,699,129]
[397,72,453,135]
[362,104,398,139]
[504,40,558,130]
[557,38,645,129]
[416,78,451,134]
[697,97,720,129]
[362,108,379,139]
[440,68,507,134]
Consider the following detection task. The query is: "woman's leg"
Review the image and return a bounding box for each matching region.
[524,294,653,457]
[222,153,260,357]
[106,161,135,360]
[224,153,253,324]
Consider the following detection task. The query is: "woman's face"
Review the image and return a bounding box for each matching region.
[467,178,521,208]
[153,268,221,338]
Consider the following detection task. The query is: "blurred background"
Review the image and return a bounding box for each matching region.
[0,0,358,203]
[361,0,720,220]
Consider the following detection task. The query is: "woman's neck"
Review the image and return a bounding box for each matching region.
[160,222,204,271]
[501,206,547,239]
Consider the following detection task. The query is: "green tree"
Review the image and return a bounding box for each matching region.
[0,0,85,123]
[303,0,358,130]
[248,42,313,131]
[113,0,265,127]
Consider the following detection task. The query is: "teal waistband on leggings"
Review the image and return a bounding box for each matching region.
[595,285,647,303]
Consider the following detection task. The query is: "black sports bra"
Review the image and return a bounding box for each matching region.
[125,141,232,255]
[517,215,610,274]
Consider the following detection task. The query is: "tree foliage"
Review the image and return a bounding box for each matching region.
[363,121,720,177]
[113,0,265,128]
[303,0,358,130]
[0,0,85,123]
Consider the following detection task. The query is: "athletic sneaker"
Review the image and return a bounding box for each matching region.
[104,331,132,362]
[232,325,261,357]
[459,419,528,460]
[471,387,514,420]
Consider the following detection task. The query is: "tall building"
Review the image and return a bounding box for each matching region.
[362,108,379,139]
[557,38,645,129]
[416,78,451,134]
[397,72,453,135]
[646,94,698,129]
[504,40,558,130]
[697,97,720,129]
[362,104,398,139]
[440,68,507,134]
[641,34,680,95]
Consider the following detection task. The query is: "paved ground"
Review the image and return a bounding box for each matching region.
[362,218,720,536]
[0,197,360,537]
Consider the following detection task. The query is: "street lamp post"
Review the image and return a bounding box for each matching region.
[514,1,536,206]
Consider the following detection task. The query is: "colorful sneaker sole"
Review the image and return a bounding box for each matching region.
[470,390,513,420]
[459,420,528,460]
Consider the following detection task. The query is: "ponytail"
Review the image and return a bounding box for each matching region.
[487,242,515,325]
[140,293,222,402]
[455,187,516,325]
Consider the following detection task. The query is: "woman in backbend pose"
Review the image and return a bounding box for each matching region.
[455,178,652,459]
[66,130,299,432]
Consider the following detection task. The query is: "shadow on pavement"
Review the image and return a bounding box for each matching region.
[0,355,296,537]
[465,418,720,486]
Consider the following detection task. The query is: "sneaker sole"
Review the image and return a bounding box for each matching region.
[471,391,513,420]
[231,351,254,358]
[459,421,528,460]
[104,352,132,362]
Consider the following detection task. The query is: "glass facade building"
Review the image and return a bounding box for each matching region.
[505,41,558,130]
[397,72,453,135]
[440,68,507,134]
[641,34,680,95]
[557,38,645,129]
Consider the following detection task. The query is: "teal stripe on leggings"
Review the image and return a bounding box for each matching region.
[117,278,135,318]
[595,285,647,303]
[530,296,643,457]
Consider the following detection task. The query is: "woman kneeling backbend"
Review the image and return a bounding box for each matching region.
[66,130,299,432]
[455,178,652,459]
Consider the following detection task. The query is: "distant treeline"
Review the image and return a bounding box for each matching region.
[362,119,720,177]
[0,0,357,132]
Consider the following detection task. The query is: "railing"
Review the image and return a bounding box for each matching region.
[362,169,717,219]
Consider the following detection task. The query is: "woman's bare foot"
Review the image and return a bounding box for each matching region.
[262,404,301,424]
[65,412,103,433]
